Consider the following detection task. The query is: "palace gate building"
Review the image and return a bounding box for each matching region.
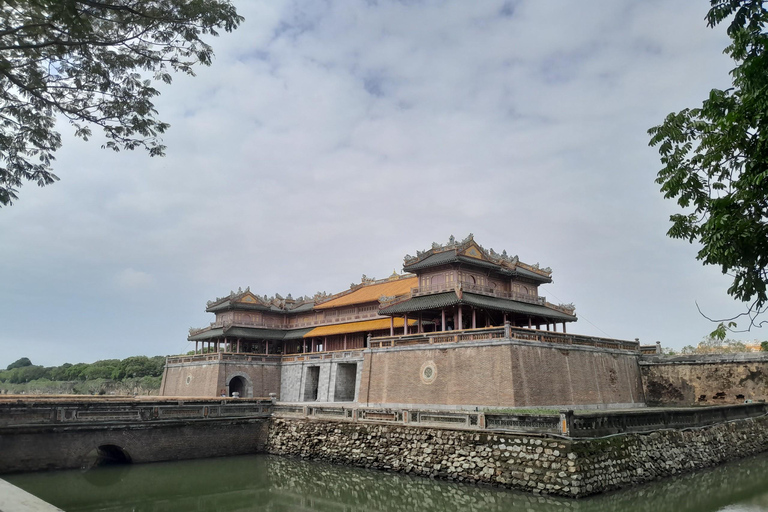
[161,235,645,409]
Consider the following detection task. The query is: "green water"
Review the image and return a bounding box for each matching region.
[5,453,768,512]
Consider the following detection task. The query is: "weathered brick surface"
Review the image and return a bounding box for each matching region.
[0,419,269,473]
[267,415,768,498]
[640,353,768,406]
[161,361,280,398]
[357,341,644,408]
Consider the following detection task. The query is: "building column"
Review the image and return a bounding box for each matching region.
[546,323,550,331]
[404,313,408,335]
[344,334,347,350]
[237,339,241,353]
[528,316,532,328]
[441,309,446,331]
[457,306,463,331]
[418,313,423,333]
[472,308,476,329]
[265,341,269,355]
[553,323,557,333]
[563,322,567,333]
[390,316,394,336]
[195,341,199,354]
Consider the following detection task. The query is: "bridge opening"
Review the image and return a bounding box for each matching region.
[95,445,132,466]
[229,376,246,397]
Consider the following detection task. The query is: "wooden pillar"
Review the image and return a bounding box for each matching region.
[303,338,307,353]
[546,323,550,331]
[563,322,567,333]
[195,341,199,354]
[390,316,394,336]
[265,340,269,355]
[418,313,423,333]
[528,316,532,328]
[441,309,446,331]
[553,322,557,333]
[503,313,507,324]
[344,334,347,350]
[472,308,476,329]
[404,313,408,335]
[457,307,462,331]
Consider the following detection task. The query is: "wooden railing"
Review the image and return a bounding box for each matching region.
[411,282,547,305]
[369,324,639,352]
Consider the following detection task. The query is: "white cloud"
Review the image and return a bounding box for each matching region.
[0,0,753,367]
[114,268,155,291]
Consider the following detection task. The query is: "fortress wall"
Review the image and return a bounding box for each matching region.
[161,362,222,397]
[640,353,768,406]
[161,361,280,398]
[267,413,768,498]
[280,360,364,402]
[357,340,645,408]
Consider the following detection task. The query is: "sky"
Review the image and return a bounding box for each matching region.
[0,0,759,368]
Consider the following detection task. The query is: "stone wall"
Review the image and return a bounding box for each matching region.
[280,360,364,403]
[640,353,768,406]
[267,415,768,498]
[357,340,644,408]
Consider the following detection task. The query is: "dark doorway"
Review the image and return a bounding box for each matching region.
[334,363,357,402]
[303,366,320,401]
[229,376,246,397]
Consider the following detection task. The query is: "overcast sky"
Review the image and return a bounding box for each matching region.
[1,0,758,368]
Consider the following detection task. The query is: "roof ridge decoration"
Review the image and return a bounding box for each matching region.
[206,286,316,311]
[403,234,552,277]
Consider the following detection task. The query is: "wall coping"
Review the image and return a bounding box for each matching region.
[640,353,768,365]
[367,336,640,356]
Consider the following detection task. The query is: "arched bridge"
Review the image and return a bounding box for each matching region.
[0,396,272,473]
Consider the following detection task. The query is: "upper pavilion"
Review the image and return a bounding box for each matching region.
[378,234,576,333]
[185,234,576,356]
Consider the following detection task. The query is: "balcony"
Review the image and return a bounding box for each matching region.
[411,282,547,306]
[369,325,640,352]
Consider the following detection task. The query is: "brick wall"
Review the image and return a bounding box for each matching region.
[161,361,280,398]
[640,353,768,405]
[357,340,644,408]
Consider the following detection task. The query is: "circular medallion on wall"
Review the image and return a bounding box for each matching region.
[420,361,437,385]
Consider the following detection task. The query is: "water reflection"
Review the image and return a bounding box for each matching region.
[5,452,768,512]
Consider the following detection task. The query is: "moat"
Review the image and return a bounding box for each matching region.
[5,452,768,512]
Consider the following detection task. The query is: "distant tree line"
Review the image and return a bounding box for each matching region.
[0,356,166,384]
[663,337,768,355]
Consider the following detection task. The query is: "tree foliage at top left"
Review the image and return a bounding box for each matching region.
[0,0,243,206]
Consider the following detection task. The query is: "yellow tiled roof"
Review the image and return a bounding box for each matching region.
[305,317,416,337]
[314,276,417,310]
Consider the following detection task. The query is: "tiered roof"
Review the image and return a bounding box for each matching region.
[402,234,552,283]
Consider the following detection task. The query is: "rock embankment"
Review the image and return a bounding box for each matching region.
[267,415,768,498]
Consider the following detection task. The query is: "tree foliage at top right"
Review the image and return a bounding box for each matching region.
[649,0,768,331]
